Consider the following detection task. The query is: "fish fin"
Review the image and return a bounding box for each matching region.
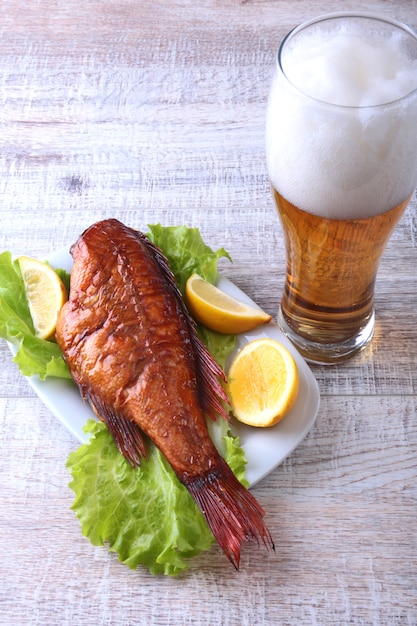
[86,391,147,467]
[185,457,275,569]
[135,229,230,422]
[192,333,230,422]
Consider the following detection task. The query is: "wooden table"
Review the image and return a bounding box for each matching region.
[1,1,416,624]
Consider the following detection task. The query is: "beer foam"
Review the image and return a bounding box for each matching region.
[266,21,417,219]
[283,29,417,107]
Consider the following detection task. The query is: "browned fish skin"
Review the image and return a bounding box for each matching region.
[56,218,274,568]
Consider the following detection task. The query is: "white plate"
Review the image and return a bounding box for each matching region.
[24,248,320,487]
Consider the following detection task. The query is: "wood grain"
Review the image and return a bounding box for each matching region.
[1,1,417,624]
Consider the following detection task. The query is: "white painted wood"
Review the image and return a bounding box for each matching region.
[1,1,416,624]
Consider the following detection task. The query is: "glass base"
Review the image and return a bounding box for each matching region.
[277,307,375,365]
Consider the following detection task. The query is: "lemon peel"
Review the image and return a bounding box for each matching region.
[227,338,299,427]
[185,273,271,335]
[18,256,68,340]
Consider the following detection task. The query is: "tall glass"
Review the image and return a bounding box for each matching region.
[266,13,417,364]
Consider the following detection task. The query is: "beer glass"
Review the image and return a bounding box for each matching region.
[266,13,417,364]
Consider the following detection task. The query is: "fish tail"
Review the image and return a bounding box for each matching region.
[185,458,275,569]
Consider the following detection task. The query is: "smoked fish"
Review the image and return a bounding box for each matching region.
[56,218,274,568]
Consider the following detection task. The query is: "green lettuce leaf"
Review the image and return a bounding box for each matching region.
[67,413,247,576]
[147,224,231,294]
[0,251,71,379]
[67,419,242,576]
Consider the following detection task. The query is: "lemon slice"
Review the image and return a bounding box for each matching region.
[185,273,272,334]
[18,256,68,340]
[227,338,299,427]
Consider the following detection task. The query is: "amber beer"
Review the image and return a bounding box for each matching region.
[266,13,417,363]
[275,190,411,355]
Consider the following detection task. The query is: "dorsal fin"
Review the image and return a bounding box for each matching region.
[136,230,230,422]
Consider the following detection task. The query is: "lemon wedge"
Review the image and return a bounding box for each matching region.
[18,256,68,340]
[185,273,272,334]
[227,338,299,427]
